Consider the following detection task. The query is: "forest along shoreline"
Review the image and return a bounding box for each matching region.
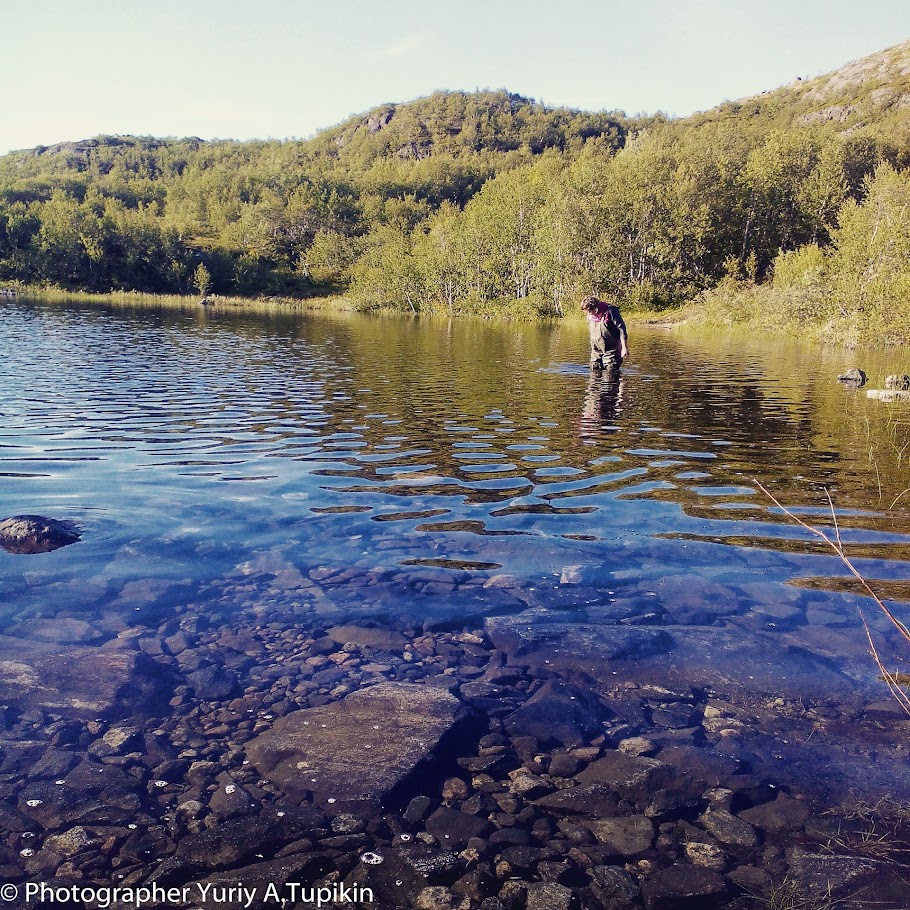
[3,40,910,346]
[3,566,910,909]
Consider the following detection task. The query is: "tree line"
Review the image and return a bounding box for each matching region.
[1,84,909,338]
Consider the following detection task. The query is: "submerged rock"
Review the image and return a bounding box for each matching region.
[698,807,759,847]
[503,679,609,748]
[0,515,80,554]
[9,618,102,644]
[246,682,469,805]
[0,634,175,718]
[588,815,654,856]
[640,864,728,909]
[590,866,640,906]
[485,618,673,672]
[575,752,670,803]
[785,847,883,901]
[525,882,573,910]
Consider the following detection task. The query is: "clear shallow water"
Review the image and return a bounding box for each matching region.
[1,299,909,685]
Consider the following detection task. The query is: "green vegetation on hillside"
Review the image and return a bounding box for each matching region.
[2,42,910,341]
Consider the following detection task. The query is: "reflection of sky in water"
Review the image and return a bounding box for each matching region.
[0,301,909,658]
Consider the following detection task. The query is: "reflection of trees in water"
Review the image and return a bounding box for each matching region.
[579,370,625,442]
[79,304,906,525]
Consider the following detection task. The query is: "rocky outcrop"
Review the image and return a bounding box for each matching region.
[246,682,470,806]
[366,109,394,133]
[0,515,80,554]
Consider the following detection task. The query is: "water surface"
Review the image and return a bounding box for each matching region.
[1,299,909,688]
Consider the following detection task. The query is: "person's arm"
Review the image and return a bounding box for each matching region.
[615,309,629,358]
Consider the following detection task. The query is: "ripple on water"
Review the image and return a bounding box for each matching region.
[2,301,910,685]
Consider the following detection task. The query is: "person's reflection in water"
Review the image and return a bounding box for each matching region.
[579,367,625,442]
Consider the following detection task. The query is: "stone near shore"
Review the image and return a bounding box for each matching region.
[0,515,80,554]
[698,807,759,847]
[785,847,883,901]
[837,367,867,385]
[503,679,609,748]
[588,815,655,855]
[867,388,910,401]
[8,618,103,644]
[246,682,469,806]
[485,618,673,674]
[640,865,729,909]
[575,752,670,803]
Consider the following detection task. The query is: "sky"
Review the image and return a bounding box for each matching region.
[1,0,909,155]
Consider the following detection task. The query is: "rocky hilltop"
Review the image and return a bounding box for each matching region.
[696,38,910,134]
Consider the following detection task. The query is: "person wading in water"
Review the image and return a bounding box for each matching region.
[581,295,629,373]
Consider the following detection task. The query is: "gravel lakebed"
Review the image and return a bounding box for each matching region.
[2,565,910,910]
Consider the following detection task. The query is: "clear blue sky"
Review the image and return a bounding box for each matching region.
[2,0,908,155]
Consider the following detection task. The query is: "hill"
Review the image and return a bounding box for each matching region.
[682,39,910,146]
[1,44,909,339]
[747,38,910,131]
[305,90,630,164]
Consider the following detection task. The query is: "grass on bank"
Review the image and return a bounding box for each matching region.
[686,277,910,348]
[2,284,352,313]
[3,281,687,326]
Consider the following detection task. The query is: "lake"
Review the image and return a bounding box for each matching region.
[2,298,910,906]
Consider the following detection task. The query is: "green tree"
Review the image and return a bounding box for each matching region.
[829,162,910,340]
[193,262,212,296]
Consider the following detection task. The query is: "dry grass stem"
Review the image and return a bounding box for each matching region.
[755,480,910,717]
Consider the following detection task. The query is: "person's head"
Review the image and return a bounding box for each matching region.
[581,295,600,314]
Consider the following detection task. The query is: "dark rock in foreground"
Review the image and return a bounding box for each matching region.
[640,865,729,909]
[246,682,469,806]
[0,515,80,554]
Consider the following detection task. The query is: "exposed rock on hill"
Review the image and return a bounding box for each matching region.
[712,38,910,132]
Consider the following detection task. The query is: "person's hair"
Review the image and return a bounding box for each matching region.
[581,295,600,311]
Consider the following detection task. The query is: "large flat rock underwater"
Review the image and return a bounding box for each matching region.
[246,682,472,809]
[0,633,175,718]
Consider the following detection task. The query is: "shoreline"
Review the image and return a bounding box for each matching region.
[7,287,910,360]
